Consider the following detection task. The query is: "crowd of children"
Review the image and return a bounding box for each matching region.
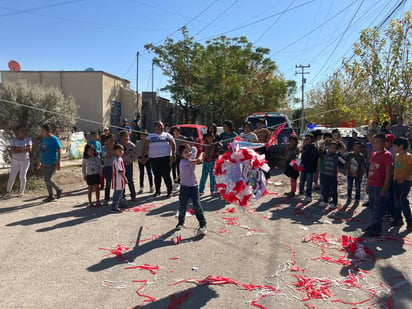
[283,129,412,235]
[63,118,412,237]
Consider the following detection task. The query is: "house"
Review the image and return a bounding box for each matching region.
[0,70,141,133]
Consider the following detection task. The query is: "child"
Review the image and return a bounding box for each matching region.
[176,144,207,236]
[101,133,115,204]
[239,121,258,143]
[220,120,238,152]
[112,144,128,213]
[392,137,412,230]
[345,141,366,202]
[320,141,339,209]
[136,130,154,194]
[82,144,102,208]
[120,130,138,201]
[283,135,299,197]
[299,134,319,203]
[199,132,220,196]
[312,129,323,190]
[88,131,102,155]
[254,118,271,143]
[364,133,393,237]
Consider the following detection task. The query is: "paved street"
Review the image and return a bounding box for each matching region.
[0,164,411,309]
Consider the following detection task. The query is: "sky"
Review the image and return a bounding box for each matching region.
[0,0,410,104]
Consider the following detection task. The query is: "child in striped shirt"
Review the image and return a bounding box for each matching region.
[112,144,128,213]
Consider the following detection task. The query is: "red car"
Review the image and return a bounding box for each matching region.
[170,124,208,156]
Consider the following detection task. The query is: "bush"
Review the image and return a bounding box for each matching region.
[0,80,78,170]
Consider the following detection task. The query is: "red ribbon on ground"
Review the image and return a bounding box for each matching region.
[132,280,156,307]
[124,203,157,212]
[98,244,130,257]
[125,263,160,274]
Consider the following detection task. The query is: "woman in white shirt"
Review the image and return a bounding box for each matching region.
[5,126,32,197]
[142,121,176,198]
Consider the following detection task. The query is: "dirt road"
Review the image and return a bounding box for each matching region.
[0,164,411,309]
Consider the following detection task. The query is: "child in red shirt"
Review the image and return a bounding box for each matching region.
[363,133,393,236]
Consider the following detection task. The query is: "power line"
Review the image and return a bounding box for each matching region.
[0,0,85,17]
[193,0,239,37]
[254,0,297,44]
[270,0,361,56]
[197,0,315,41]
[310,0,365,82]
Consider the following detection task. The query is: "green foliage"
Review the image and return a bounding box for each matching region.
[145,27,295,125]
[0,80,78,168]
[344,11,411,121]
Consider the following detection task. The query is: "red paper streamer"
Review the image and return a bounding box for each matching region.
[124,203,157,212]
[98,244,130,257]
[132,280,156,307]
[125,263,159,274]
[223,207,236,213]
[265,123,286,147]
[169,275,280,309]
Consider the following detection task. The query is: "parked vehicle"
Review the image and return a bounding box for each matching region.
[170,124,208,155]
[244,112,296,168]
[300,125,332,139]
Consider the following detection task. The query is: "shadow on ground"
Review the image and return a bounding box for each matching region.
[135,285,218,309]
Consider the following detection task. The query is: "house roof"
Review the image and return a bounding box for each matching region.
[0,70,131,84]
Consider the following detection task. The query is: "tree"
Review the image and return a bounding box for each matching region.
[344,11,412,121]
[145,28,296,125]
[0,80,78,169]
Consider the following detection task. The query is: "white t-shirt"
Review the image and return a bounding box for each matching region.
[240,132,258,143]
[10,137,32,161]
[147,132,174,158]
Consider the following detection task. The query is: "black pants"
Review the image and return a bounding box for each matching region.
[172,156,181,183]
[150,156,173,194]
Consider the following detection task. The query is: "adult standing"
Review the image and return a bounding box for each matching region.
[142,121,176,198]
[220,120,238,151]
[131,114,141,143]
[37,124,63,202]
[171,126,187,185]
[120,130,138,201]
[5,125,32,197]
[392,117,408,138]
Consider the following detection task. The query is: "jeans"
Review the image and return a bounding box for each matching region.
[347,176,361,200]
[199,161,216,193]
[323,174,338,204]
[290,177,297,193]
[178,185,207,227]
[7,159,30,193]
[150,156,173,193]
[124,164,136,199]
[368,186,387,233]
[138,161,153,188]
[112,189,122,209]
[42,164,61,197]
[385,180,396,217]
[103,166,113,201]
[299,171,313,197]
[393,180,412,224]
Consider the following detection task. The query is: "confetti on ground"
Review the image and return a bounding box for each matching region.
[98,244,130,257]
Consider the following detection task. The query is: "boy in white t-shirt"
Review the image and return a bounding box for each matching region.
[111,144,128,213]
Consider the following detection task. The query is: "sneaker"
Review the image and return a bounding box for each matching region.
[197,226,207,236]
[138,188,143,194]
[319,201,327,207]
[2,192,11,198]
[149,186,154,193]
[303,197,312,203]
[173,183,180,191]
[111,207,122,213]
[87,203,95,208]
[284,192,291,196]
[43,196,55,203]
[287,192,296,197]
[152,192,161,197]
[329,203,337,209]
[56,189,63,199]
[166,191,172,198]
[18,192,24,197]
[175,224,184,230]
[200,192,205,196]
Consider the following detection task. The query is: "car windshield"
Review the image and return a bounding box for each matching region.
[179,127,198,138]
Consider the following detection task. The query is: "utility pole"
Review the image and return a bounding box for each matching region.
[295,64,310,136]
